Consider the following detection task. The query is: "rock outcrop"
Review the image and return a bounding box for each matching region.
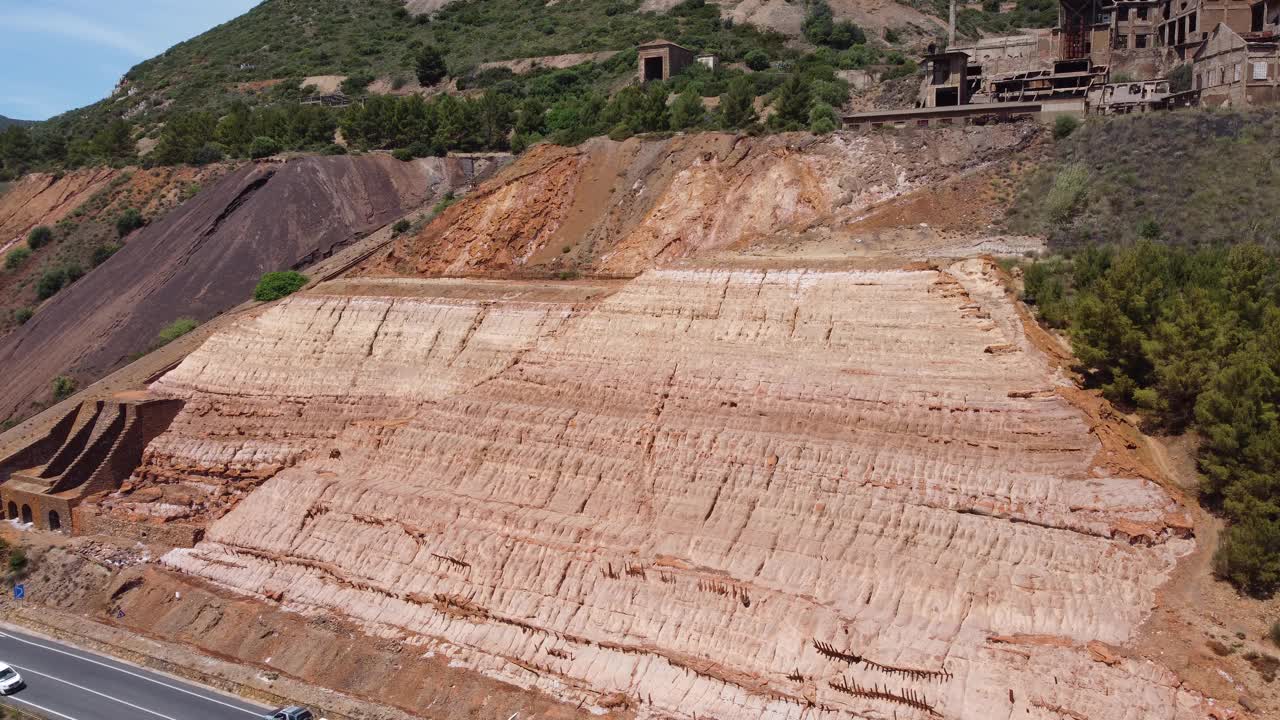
[0,154,506,424]
[370,128,1036,278]
[130,259,1208,719]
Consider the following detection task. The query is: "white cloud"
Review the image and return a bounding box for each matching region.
[0,9,152,58]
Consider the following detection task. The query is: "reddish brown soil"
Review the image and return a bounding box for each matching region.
[0,154,498,425]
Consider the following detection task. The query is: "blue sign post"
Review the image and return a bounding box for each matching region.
[12,584,24,600]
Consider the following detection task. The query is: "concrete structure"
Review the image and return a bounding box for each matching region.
[951,32,1054,75]
[1088,77,1173,110]
[0,394,182,532]
[696,54,718,71]
[1113,0,1162,49]
[1158,0,1255,58]
[638,40,696,82]
[1193,23,1280,104]
[991,58,1108,100]
[843,100,1083,130]
[920,50,976,106]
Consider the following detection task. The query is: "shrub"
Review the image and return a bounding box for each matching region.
[36,269,66,299]
[91,242,121,266]
[191,142,225,165]
[26,225,52,249]
[1054,114,1080,140]
[52,375,76,401]
[809,102,839,134]
[744,50,770,71]
[13,307,32,325]
[322,143,348,155]
[253,270,309,301]
[63,263,84,284]
[1045,163,1088,223]
[4,247,30,270]
[157,317,198,345]
[392,219,411,234]
[249,136,281,159]
[8,548,26,574]
[431,192,457,216]
[392,148,414,162]
[115,208,145,237]
[415,45,448,86]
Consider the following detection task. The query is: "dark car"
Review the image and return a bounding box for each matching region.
[264,707,314,720]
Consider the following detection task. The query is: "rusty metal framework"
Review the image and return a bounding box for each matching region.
[1060,0,1105,59]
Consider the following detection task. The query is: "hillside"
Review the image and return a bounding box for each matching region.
[0,153,505,426]
[0,116,33,130]
[1005,108,1280,249]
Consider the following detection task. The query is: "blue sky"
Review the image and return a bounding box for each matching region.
[0,0,261,120]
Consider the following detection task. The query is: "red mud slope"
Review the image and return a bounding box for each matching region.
[0,154,499,424]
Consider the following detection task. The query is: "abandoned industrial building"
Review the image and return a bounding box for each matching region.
[845,0,1280,127]
[638,40,697,83]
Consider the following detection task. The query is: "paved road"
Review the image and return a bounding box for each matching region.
[0,625,270,720]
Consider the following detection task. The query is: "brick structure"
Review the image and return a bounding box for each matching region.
[637,40,696,83]
[0,394,182,533]
[1193,23,1280,104]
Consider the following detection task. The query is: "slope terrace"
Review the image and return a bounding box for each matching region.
[99,257,1212,719]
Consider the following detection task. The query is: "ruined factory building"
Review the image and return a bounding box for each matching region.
[638,39,696,82]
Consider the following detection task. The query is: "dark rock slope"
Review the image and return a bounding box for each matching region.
[0,153,504,423]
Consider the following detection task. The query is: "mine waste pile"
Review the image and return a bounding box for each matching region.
[111,260,1202,719]
[23,129,1225,719]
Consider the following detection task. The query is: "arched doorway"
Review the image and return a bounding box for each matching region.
[48,511,61,531]
[20,505,32,524]
[4,502,14,520]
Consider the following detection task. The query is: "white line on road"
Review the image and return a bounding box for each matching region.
[8,695,82,720]
[0,631,262,716]
[13,664,179,720]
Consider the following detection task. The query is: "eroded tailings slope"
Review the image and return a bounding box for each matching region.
[144,260,1208,719]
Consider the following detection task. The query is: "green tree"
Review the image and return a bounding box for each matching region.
[770,75,813,131]
[809,101,839,134]
[249,136,281,159]
[744,50,771,71]
[670,88,706,130]
[416,45,449,87]
[153,112,216,165]
[516,97,547,137]
[720,76,758,130]
[92,119,134,159]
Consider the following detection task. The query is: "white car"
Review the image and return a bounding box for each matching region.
[0,663,23,694]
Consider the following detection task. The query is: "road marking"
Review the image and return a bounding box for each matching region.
[13,664,180,720]
[7,695,82,720]
[0,631,263,716]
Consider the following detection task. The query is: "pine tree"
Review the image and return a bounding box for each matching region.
[670,88,705,130]
[415,45,448,87]
[770,75,813,131]
[720,77,758,130]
